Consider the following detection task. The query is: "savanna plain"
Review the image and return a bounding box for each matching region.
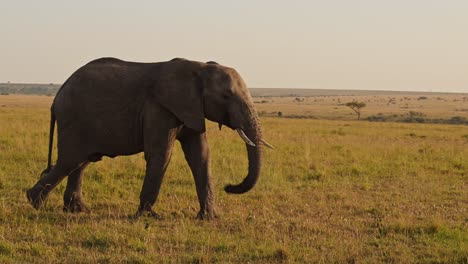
[0,92,467,263]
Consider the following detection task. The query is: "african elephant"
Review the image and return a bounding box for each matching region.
[26,57,272,219]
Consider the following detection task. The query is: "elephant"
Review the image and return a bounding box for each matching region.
[26,57,273,219]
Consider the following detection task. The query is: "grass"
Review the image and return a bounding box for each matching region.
[0,95,467,263]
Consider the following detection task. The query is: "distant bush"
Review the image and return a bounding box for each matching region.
[417,96,428,100]
[403,111,426,123]
[280,114,317,119]
[367,115,389,122]
[406,132,426,139]
[408,111,425,117]
[367,112,468,125]
[448,116,467,124]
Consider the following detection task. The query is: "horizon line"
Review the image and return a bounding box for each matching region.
[1,82,466,95]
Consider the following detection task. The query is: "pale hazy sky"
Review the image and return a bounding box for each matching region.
[1,1,467,92]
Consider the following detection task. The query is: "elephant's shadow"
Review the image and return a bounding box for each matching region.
[26,204,205,224]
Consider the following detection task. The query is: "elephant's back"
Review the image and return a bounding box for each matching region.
[53,59,152,131]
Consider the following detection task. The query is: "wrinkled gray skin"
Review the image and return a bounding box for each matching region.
[26,58,264,219]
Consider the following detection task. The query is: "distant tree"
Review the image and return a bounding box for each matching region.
[278,111,283,117]
[345,101,366,120]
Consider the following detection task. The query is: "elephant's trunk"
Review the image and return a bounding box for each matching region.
[224,122,262,194]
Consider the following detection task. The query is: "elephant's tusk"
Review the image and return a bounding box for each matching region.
[236,129,256,147]
[260,139,274,149]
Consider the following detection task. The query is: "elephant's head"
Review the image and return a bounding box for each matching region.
[199,61,274,193]
[154,58,273,194]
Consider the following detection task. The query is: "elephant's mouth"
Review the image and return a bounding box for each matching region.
[218,111,273,148]
[218,111,234,130]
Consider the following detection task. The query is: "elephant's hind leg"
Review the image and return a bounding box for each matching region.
[63,161,90,213]
[27,159,85,210]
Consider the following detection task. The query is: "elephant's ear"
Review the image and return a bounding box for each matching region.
[150,65,206,132]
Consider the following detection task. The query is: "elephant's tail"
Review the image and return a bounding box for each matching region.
[44,105,56,174]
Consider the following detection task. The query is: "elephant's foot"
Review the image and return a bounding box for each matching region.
[196,208,218,220]
[134,205,163,220]
[134,210,163,220]
[26,185,50,209]
[63,195,90,213]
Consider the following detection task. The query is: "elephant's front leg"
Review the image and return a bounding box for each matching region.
[179,132,216,219]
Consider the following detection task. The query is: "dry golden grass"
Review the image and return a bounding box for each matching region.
[0,95,54,108]
[0,95,467,263]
